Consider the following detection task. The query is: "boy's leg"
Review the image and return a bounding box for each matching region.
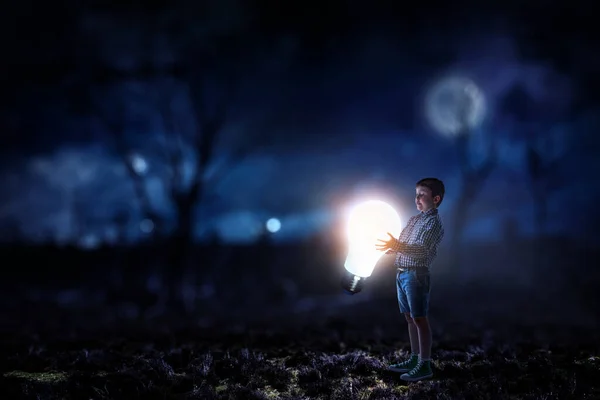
[397,272,419,355]
[388,272,419,373]
[400,271,433,381]
[413,317,432,360]
[407,271,432,360]
[404,313,420,356]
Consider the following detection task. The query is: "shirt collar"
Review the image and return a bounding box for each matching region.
[420,208,438,217]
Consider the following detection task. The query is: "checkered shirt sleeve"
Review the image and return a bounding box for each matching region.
[388,211,444,269]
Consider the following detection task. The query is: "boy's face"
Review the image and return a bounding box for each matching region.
[415,185,439,212]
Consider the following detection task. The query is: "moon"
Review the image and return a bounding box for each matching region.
[266,217,281,233]
[425,76,486,136]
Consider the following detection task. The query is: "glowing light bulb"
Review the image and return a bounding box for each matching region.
[341,200,402,294]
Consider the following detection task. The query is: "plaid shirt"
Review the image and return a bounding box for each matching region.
[388,208,444,270]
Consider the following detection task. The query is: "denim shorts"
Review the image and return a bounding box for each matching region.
[396,269,431,318]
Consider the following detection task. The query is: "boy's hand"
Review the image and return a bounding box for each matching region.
[375,232,399,252]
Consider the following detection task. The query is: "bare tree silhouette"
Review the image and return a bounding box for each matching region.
[436,80,497,268]
[69,6,298,310]
[501,82,569,236]
[525,132,568,235]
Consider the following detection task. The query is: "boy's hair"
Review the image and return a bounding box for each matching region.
[416,178,445,207]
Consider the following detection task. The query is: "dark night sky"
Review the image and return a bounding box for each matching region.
[1,0,599,246]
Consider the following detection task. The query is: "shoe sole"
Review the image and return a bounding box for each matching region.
[388,367,412,373]
[400,372,433,382]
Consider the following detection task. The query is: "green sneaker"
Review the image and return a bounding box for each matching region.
[388,354,419,373]
[400,359,433,381]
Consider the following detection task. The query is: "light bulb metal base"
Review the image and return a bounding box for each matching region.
[341,270,366,295]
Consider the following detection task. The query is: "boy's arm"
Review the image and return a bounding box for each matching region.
[385,217,414,255]
[388,219,444,259]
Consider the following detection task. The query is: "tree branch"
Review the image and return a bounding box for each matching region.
[456,127,497,184]
[155,84,186,197]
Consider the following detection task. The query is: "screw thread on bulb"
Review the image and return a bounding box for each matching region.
[341,271,365,294]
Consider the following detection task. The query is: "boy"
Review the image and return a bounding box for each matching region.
[375,178,445,382]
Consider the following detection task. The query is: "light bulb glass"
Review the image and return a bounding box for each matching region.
[344,200,402,278]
